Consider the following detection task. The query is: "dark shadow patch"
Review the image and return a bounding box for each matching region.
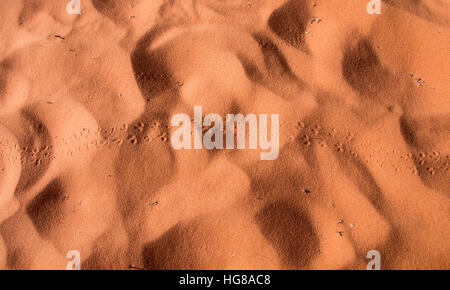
[268,0,311,52]
[91,0,132,25]
[130,24,178,103]
[253,34,298,81]
[342,37,392,101]
[26,179,64,237]
[399,115,450,195]
[236,53,264,84]
[245,33,304,99]
[142,224,197,270]
[400,116,418,147]
[255,201,319,269]
[14,110,52,193]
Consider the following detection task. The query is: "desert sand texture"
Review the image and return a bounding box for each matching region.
[0,0,449,270]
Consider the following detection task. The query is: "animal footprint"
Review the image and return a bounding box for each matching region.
[127,135,138,145]
[134,122,145,133]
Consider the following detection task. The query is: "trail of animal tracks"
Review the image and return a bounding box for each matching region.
[0,0,449,269]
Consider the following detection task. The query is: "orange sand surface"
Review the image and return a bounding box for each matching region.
[0,0,449,270]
